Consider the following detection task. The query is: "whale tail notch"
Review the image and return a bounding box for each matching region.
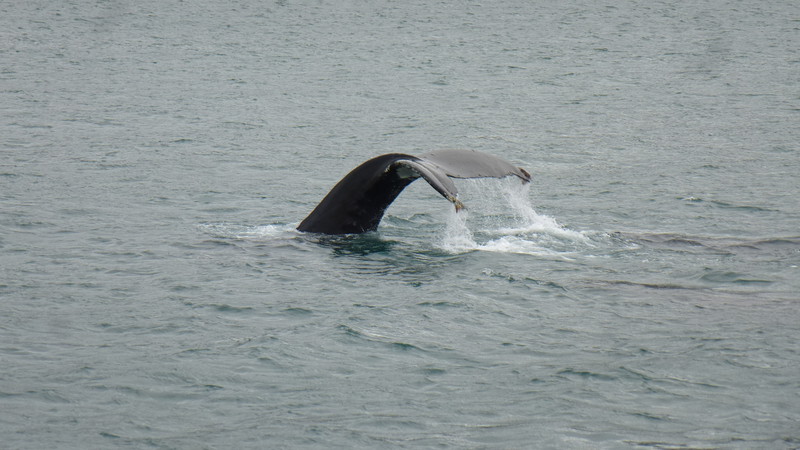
[296,149,530,234]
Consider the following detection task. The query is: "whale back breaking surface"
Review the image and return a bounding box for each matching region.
[296,149,531,234]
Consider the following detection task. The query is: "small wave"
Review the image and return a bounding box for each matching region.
[182,301,254,313]
[557,368,617,381]
[198,223,296,240]
[698,270,773,285]
[337,324,425,352]
[627,232,800,257]
[679,196,777,212]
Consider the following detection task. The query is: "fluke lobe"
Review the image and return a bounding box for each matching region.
[297,149,531,235]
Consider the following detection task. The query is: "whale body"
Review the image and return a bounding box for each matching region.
[297,149,531,234]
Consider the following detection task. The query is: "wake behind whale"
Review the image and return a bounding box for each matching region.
[297,149,531,234]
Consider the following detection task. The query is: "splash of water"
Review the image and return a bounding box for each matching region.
[437,178,591,256]
[439,208,476,252]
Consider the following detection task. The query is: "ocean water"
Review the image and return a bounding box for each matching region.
[2,1,799,448]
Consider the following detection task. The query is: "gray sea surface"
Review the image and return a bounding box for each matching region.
[2,1,799,448]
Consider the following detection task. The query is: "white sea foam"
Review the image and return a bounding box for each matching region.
[436,178,591,256]
[198,223,296,240]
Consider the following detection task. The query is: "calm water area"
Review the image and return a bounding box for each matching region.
[2,1,799,448]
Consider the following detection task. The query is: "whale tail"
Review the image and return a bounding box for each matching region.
[297,149,531,235]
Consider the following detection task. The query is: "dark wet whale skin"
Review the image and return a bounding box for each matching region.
[297,149,531,234]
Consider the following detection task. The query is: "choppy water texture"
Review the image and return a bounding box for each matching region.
[2,1,799,448]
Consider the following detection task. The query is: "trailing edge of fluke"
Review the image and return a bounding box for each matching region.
[297,149,531,235]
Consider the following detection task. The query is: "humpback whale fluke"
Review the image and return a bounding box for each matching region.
[297,149,531,235]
